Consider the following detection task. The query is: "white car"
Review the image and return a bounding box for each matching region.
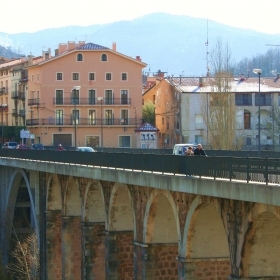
[76,147,96,152]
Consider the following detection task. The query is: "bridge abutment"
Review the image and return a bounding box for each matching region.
[62,216,82,280]
[105,230,134,280]
[82,222,105,280]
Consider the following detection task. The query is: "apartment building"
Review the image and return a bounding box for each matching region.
[143,75,280,149]
[26,41,146,148]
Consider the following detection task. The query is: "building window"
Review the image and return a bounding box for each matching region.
[101,54,107,61]
[121,90,128,104]
[37,73,39,81]
[106,73,112,81]
[57,73,63,80]
[255,93,271,106]
[72,88,79,104]
[72,73,79,80]
[105,110,113,125]
[120,110,128,125]
[89,110,96,125]
[72,109,79,125]
[122,73,127,81]
[246,137,252,145]
[55,90,63,104]
[89,73,95,81]
[235,94,252,105]
[86,136,100,147]
[77,54,83,61]
[56,110,63,125]
[162,117,164,125]
[105,90,113,104]
[88,90,95,105]
[31,75,34,82]
[244,111,251,129]
[119,136,130,147]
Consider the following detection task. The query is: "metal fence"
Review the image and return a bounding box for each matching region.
[1,149,280,185]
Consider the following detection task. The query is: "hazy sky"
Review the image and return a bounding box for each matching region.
[1,0,280,34]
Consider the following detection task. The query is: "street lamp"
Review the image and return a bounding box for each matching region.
[97,97,103,151]
[1,104,7,146]
[253,68,262,157]
[28,109,34,144]
[72,86,81,149]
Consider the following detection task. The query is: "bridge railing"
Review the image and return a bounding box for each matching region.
[0,150,280,185]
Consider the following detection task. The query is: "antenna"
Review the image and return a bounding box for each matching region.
[205,19,210,77]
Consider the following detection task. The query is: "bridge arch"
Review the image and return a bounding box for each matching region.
[63,176,82,216]
[46,174,62,211]
[5,168,39,237]
[82,179,106,223]
[108,182,134,232]
[182,195,229,258]
[241,207,280,277]
[143,189,180,244]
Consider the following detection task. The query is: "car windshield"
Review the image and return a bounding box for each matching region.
[9,143,17,147]
[77,147,94,152]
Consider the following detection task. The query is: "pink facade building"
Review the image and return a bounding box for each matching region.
[26,41,146,148]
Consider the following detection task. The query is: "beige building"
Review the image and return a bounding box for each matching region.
[26,41,146,148]
[143,75,280,150]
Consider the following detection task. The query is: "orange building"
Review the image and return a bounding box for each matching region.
[26,41,146,148]
[142,78,180,148]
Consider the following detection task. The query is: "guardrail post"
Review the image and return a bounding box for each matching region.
[265,156,269,185]
[229,155,232,181]
[213,155,216,180]
[246,156,250,183]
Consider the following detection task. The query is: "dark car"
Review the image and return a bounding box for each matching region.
[16,144,29,150]
[30,143,44,150]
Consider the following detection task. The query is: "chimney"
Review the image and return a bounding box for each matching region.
[58,43,67,54]
[112,42,116,51]
[199,77,204,87]
[78,41,85,47]
[68,41,76,51]
[136,56,141,62]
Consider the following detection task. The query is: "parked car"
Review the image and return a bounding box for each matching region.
[173,144,197,156]
[76,147,96,152]
[2,142,18,149]
[16,144,29,150]
[30,143,44,150]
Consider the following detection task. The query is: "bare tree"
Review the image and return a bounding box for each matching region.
[6,227,40,280]
[200,39,243,150]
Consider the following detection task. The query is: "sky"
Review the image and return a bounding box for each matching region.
[1,0,280,35]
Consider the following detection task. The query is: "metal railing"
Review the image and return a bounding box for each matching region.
[0,150,279,185]
[53,97,131,105]
[25,117,144,126]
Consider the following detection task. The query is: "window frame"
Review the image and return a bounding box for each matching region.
[56,72,63,81]
[89,72,95,81]
[101,54,107,62]
[72,72,79,81]
[77,53,83,62]
[121,73,127,81]
[105,73,112,81]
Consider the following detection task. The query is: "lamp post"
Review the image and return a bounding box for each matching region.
[97,97,103,151]
[133,107,137,148]
[253,69,262,157]
[1,104,7,146]
[73,86,81,149]
[28,109,34,145]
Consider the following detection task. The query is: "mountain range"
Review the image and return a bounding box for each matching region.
[0,12,280,76]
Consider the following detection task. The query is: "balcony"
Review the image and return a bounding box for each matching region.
[53,97,131,105]
[28,98,41,106]
[0,88,8,95]
[19,109,26,117]
[26,117,144,126]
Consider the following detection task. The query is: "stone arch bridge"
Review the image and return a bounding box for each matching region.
[1,151,280,279]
